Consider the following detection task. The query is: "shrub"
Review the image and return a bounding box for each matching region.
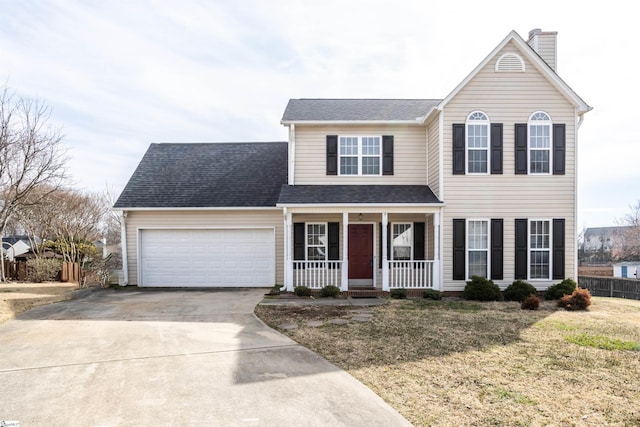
[544,278,577,300]
[26,258,62,283]
[319,285,340,298]
[521,294,541,310]
[294,285,312,297]
[390,288,408,299]
[463,276,503,301]
[422,289,442,300]
[504,280,537,302]
[557,288,592,311]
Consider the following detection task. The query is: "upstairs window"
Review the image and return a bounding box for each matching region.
[339,136,381,175]
[528,112,552,174]
[466,111,490,174]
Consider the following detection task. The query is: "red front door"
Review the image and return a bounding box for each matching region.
[348,224,373,279]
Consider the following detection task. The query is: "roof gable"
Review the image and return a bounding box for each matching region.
[436,30,591,115]
[114,142,288,209]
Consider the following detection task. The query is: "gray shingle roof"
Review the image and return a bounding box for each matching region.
[114,142,288,208]
[277,185,442,205]
[281,99,441,122]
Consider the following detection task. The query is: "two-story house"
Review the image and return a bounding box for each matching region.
[114,29,591,293]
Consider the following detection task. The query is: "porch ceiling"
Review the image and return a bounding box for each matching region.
[277,185,443,207]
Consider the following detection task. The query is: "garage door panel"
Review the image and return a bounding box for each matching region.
[140,228,275,287]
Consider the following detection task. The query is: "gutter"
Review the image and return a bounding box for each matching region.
[280,119,424,125]
[119,211,129,286]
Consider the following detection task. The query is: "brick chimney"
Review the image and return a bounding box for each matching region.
[527,29,558,71]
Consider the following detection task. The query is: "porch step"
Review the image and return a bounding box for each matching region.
[346,289,385,298]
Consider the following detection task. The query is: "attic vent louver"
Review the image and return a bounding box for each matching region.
[495,53,525,72]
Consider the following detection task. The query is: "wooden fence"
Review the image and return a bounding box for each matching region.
[578,276,640,300]
[2,260,26,281]
[61,261,81,283]
[2,260,80,283]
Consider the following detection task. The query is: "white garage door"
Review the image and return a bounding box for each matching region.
[139,228,275,287]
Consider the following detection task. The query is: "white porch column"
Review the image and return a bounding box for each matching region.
[341,212,349,291]
[284,210,294,291]
[432,211,441,290]
[382,212,389,291]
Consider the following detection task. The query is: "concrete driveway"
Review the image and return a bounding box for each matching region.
[0,288,411,426]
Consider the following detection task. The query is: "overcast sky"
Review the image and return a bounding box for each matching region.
[1,0,637,229]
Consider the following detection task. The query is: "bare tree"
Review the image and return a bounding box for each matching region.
[0,87,68,281]
[614,201,640,261]
[99,185,122,250]
[42,189,103,265]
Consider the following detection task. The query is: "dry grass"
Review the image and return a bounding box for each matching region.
[0,281,78,323]
[255,297,640,426]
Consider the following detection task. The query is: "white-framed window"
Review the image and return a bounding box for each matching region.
[306,223,327,261]
[528,111,552,174]
[467,220,489,278]
[466,111,490,174]
[339,136,381,176]
[391,223,412,260]
[529,219,551,279]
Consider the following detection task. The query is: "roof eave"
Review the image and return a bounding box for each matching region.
[112,206,281,211]
[280,119,424,126]
[276,202,444,208]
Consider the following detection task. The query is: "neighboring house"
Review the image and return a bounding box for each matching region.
[114,28,591,293]
[1,236,33,261]
[581,226,640,263]
[613,262,640,279]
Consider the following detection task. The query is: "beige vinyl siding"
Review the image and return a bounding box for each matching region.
[123,210,283,286]
[426,116,441,197]
[294,124,427,184]
[441,41,577,291]
[536,36,557,71]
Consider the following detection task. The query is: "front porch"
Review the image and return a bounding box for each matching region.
[282,209,442,292]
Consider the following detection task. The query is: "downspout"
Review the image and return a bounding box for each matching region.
[438,109,445,290]
[288,124,296,185]
[281,207,288,292]
[574,110,585,280]
[119,211,129,286]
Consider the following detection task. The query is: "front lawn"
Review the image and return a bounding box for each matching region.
[255,297,640,426]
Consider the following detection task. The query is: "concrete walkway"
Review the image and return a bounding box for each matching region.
[0,288,411,426]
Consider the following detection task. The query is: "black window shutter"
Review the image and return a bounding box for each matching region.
[328,222,339,261]
[552,219,565,279]
[293,222,305,269]
[553,124,566,175]
[490,123,503,174]
[382,135,394,175]
[490,219,503,280]
[452,124,465,175]
[453,219,465,280]
[515,123,528,174]
[326,135,338,175]
[514,219,528,279]
[413,222,425,261]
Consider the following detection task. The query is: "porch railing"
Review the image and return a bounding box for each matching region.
[389,260,434,289]
[293,261,343,289]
